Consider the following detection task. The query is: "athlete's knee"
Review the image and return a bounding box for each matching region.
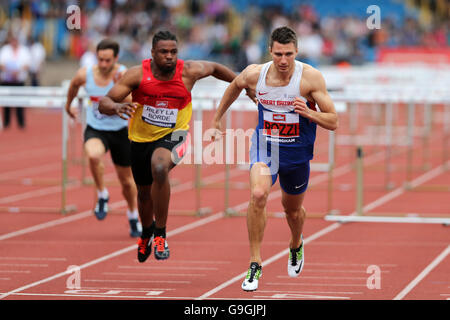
[151,158,169,184]
[120,176,136,192]
[285,205,306,220]
[251,187,268,209]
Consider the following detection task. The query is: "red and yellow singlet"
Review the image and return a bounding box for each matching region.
[129,59,192,142]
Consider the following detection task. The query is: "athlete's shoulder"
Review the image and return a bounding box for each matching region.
[301,62,324,81]
[72,66,87,85]
[241,64,263,81]
[118,64,142,89]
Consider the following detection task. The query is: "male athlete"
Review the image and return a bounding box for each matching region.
[211,26,338,291]
[98,30,255,262]
[65,39,141,237]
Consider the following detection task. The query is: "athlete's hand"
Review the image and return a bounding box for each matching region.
[245,88,257,104]
[207,120,225,142]
[114,102,137,120]
[293,97,312,119]
[65,104,78,120]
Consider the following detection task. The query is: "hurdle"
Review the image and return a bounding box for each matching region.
[0,84,86,214]
[323,65,450,225]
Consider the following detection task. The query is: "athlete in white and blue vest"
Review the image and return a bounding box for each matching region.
[65,39,141,238]
[211,26,338,292]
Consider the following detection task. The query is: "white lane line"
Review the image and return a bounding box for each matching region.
[0,171,117,205]
[82,286,177,291]
[0,263,48,267]
[0,162,60,179]
[266,283,368,287]
[84,279,191,284]
[0,145,60,162]
[253,293,351,300]
[0,292,197,299]
[305,262,397,267]
[118,266,218,271]
[276,276,367,280]
[257,290,363,295]
[0,257,67,261]
[102,272,206,277]
[0,212,223,300]
[393,245,450,300]
[196,163,448,300]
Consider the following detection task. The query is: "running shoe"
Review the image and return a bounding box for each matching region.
[94,197,109,220]
[129,219,142,238]
[137,235,153,263]
[287,236,304,278]
[241,262,262,292]
[153,236,170,260]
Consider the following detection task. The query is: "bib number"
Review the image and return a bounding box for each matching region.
[142,103,178,128]
[263,111,299,138]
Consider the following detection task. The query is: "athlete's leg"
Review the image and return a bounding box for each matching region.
[247,162,273,265]
[114,165,138,211]
[281,191,306,250]
[150,147,175,229]
[137,184,153,228]
[84,138,107,193]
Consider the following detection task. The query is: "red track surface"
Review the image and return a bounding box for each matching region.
[0,108,449,301]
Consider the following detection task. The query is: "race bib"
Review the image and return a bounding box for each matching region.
[262,111,299,138]
[142,102,178,128]
[90,96,105,120]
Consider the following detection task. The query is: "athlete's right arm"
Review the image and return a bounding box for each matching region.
[65,68,86,119]
[99,66,141,120]
[210,64,260,139]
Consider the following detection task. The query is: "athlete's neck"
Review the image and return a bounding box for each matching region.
[268,63,295,86]
[95,64,116,79]
[150,61,176,81]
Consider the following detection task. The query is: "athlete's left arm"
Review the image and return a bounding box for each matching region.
[293,69,338,131]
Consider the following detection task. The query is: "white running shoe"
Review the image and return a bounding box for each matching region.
[287,237,304,278]
[241,262,262,292]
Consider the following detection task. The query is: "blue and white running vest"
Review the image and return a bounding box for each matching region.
[252,60,317,165]
[85,65,128,131]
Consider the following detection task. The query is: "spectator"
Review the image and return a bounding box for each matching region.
[0,34,31,129]
[29,36,46,86]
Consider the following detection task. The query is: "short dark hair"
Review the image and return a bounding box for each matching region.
[269,26,298,49]
[96,39,120,57]
[152,30,178,48]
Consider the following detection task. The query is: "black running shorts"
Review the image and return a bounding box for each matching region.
[130,130,189,185]
[83,125,131,167]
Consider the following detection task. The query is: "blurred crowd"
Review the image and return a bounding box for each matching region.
[0,0,448,72]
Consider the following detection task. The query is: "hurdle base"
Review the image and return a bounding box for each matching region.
[0,204,77,214]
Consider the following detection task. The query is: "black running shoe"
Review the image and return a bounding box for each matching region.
[129,219,142,238]
[137,235,153,263]
[94,197,109,220]
[154,236,170,260]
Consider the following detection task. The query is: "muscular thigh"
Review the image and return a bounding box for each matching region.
[84,125,108,158]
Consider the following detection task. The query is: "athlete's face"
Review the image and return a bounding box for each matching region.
[152,40,178,74]
[269,41,298,74]
[96,49,118,74]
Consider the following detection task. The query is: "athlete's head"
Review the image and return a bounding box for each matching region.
[96,39,120,74]
[151,30,178,74]
[269,26,298,74]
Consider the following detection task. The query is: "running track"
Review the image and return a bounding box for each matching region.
[0,108,449,301]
